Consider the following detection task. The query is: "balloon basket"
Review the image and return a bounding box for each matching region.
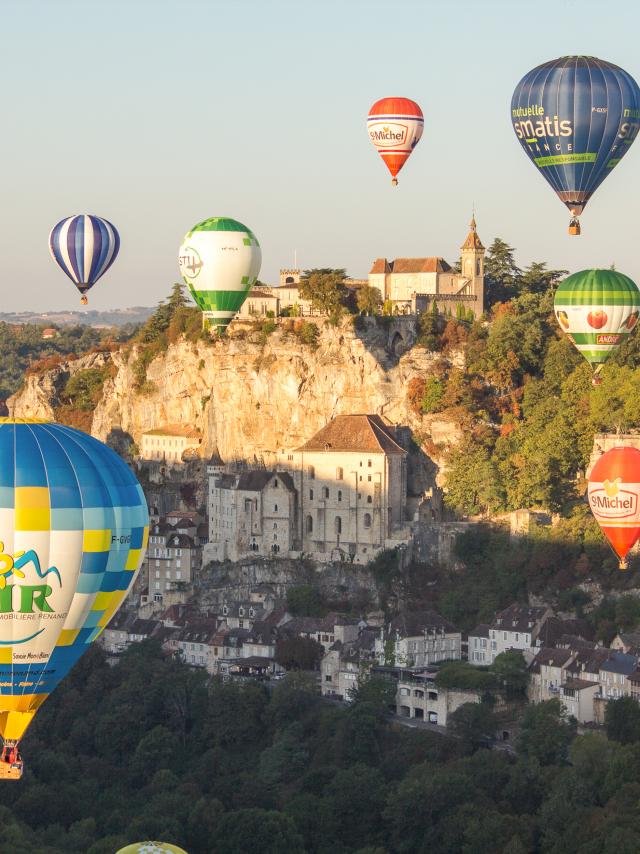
[591,376,602,386]
[80,296,88,305]
[568,218,581,236]
[0,741,23,780]
[391,178,398,186]
[619,558,629,572]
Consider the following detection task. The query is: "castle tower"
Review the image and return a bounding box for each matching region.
[460,215,485,316]
[279,268,301,287]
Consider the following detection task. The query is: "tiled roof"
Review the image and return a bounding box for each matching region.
[529,647,572,673]
[460,217,485,251]
[143,425,202,439]
[165,533,196,549]
[469,623,490,639]
[388,609,458,637]
[492,604,549,634]
[369,257,451,275]
[564,678,598,691]
[600,652,638,676]
[247,289,277,299]
[536,617,594,647]
[295,414,406,455]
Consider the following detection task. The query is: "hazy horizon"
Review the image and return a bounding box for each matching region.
[4,0,640,312]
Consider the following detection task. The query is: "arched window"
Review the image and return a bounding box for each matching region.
[367,495,372,504]
[338,490,342,502]
[335,516,342,535]
[306,515,313,533]
[285,276,294,284]
[364,513,372,529]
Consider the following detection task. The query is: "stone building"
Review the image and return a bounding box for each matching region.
[140,425,203,463]
[285,414,409,562]
[144,526,202,602]
[368,216,485,318]
[206,470,298,562]
[375,610,462,668]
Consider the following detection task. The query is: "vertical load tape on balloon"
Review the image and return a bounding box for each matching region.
[178,217,262,334]
[0,419,148,744]
[511,56,640,234]
[588,446,640,570]
[367,97,424,185]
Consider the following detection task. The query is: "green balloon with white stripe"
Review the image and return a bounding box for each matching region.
[178,217,261,333]
[554,269,640,378]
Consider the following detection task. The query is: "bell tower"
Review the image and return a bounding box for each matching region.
[460,215,485,316]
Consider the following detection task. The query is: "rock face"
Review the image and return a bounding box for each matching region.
[10,317,462,492]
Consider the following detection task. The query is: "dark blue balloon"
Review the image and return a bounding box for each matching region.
[511,56,640,231]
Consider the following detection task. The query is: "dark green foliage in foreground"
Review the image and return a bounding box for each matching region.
[6,641,640,853]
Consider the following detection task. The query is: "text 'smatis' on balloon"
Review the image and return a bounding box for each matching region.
[511,56,640,235]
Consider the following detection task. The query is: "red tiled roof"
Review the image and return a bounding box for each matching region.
[369,257,451,275]
[295,414,406,455]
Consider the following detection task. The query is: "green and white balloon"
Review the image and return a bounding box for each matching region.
[178,217,261,333]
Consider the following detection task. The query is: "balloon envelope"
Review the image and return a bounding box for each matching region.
[511,56,640,222]
[179,217,261,333]
[554,269,640,370]
[367,97,424,184]
[49,214,120,297]
[115,844,189,854]
[0,419,148,742]
[588,446,640,567]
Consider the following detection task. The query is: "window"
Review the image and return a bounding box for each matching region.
[515,633,519,642]
[367,475,372,482]
[335,516,342,535]
[274,479,279,488]
[367,496,372,504]
[323,487,329,499]
[306,515,313,533]
[273,523,277,529]
[274,504,278,512]
[364,513,372,529]
[176,559,181,568]
[325,675,332,682]
[307,465,315,479]
[368,459,372,467]
[336,467,343,480]
[338,490,342,502]
[359,475,362,482]
[309,489,314,500]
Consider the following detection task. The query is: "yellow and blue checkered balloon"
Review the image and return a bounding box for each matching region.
[0,419,148,743]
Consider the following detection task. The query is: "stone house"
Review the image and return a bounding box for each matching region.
[321,628,377,699]
[368,217,485,318]
[283,614,361,652]
[176,621,218,671]
[140,425,203,463]
[376,610,462,668]
[144,530,201,602]
[238,289,280,318]
[283,414,410,563]
[469,604,553,666]
[468,624,491,664]
[206,470,298,562]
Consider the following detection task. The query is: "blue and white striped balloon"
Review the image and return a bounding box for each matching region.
[49,215,120,303]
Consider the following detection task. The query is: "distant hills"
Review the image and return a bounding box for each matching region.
[0,306,154,327]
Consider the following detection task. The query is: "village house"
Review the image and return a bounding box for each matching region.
[140,425,203,463]
[143,528,202,603]
[321,628,377,699]
[469,604,553,666]
[206,470,299,562]
[175,621,218,671]
[367,217,485,318]
[283,613,362,653]
[468,624,491,664]
[219,600,267,630]
[375,610,462,668]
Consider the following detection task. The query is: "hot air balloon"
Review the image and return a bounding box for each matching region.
[49,214,120,304]
[588,446,640,570]
[115,844,189,854]
[0,419,148,780]
[554,269,640,384]
[511,56,640,234]
[178,217,261,334]
[367,97,424,185]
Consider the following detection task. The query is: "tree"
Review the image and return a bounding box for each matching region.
[275,636,324,670]
[286,584,327,616]
[356,285,383,315]
[448,702,497,751]
[517,699,576,765]
[299,268,349,316]
[605,696,640,744]
[211,808,305,854]
[490,650,529,698]
[518,261,568,295]
[348,675,397,714]
[484,238,520,306]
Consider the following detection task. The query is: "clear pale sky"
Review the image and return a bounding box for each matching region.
[3,0,640,311]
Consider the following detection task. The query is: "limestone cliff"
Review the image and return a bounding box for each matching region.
[10,317,462,491]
